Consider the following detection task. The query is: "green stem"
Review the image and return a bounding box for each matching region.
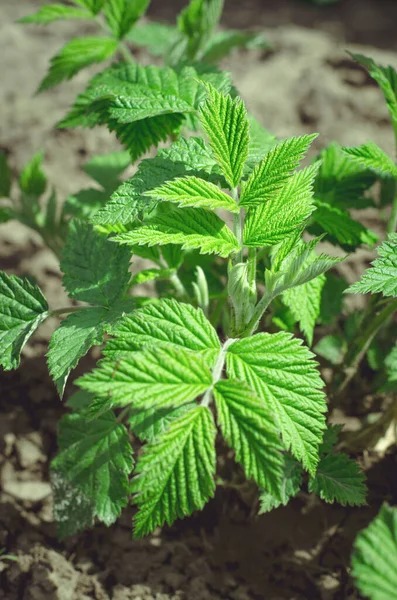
[232,187,243,264]
[170,273,189,299]
[117,404,132,424]
[336,296,397,395]
[241,290,274,338]
[201,338,235,407]
[49,306,88,318]
[388,194,397,234]
[95,14,135,63]
[247,247,256,293]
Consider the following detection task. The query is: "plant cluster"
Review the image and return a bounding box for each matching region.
[1,0,397,595]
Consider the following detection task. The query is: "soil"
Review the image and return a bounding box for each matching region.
[1,1,397,599]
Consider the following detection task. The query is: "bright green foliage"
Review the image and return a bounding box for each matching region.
[309,453,366,506]
[245,117,277,174]
[347,234,397,297]
[128,403,195,442]
[115,207,239,257]
[51,409,133,537]
[59,63,231,160]
[243,164,319,247]
[82,150,131,192]
[145,176,239,212]
[312,199,378,249]
[351,53,397,135]
[0,272,49,370]
[19,4,91,24]
[352,504,397,600]
[0,152,12,198]
[203,30,270,63]
[127,21,179,56]
[104,0,150,40]
[60,220,131,306]
[131,406,216,538]
[226,332,327,475]
[342,142,397,178]
[130,268,174,285]
[38,37,118,92]
[240,134,317,207]
[177,0,223,61]
[19,151,47,197]
[259,455,302,513]
[72,0,107,14]
[283,271,325,346]
[214,379,284,497]
[105,299,220,359]
[199,84,249,188]
[78,347,213,408]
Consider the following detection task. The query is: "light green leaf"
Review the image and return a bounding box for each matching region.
[105,298,220,358]
[283,273,325,346]
[385,342,397,383]
[199,84,249,188]
[131,406,216,537]
[126,21,179,56]
[309,453,366,506]
[243,164,318,247]
[342,142,397,178]
[0,152,12,198]
[130,268,174,285]
[83,150,131,191]
[352,504,397,600]
[115,207,239,258]
[314,334,346,365]
[259,455,303,513]
[128,403,195,442]
[145,175,238,212]
[61,221,131,306]
[244,117,277,175]
[214,379,284,497]
[347,234,397,297]
[226,331,327,475]
[19,4,91,24]
[63,188,109,220]
[203,29,270,63]
[240,134,317,207]
[51,409,133,537]
[71,0,106,15]
[38,37,118,92]
[104,0,150,40]
[19,151,47,197]
[78,346,213,408]
[0,272,49,370]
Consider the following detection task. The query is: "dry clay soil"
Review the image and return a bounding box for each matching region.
[1,1,397,599]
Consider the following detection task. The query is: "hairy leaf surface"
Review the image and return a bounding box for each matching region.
[342,142,397,178]
[309,453,366,506]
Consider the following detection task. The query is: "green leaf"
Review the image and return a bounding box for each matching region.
[115,207,239,258]
[19,151,47,197]
[104,0,150,39]
[342,142,397,178]
[177,0,223,60]
[214,379,284,497]
[71,0,106,15]
[78,346,213,408]
[0,272,49,370]
[159,137,222,183]
[309,453,366,506]
[63,188,109,219]
[19,4,91,24]
[0,207,12,223]
[47,307,107,397]
[240,134,317,207]
[202,29,270,63]
[311,198,378,249]
[0,152,11,198]
[226,331,327,475]
[385,342,397,383]
[131,406,216,537]
[347,234,397,297]
[244,117,277,175]
[51,409,133,537]
[38,37,118,92]
[126,21,179,56]
[128,403,195,442]
[105,298,220,358]
[243,164,318,247]
[351,53,397,135]
[352,504,397,600]
[61,221,131,306]
[259,455,303,513]
[314,334,346,365]
[283,273,325,346]
[130,267,173,285]
[83,150,131,191]
[145,175,238,212]
[199,84,249,188]
[319,273,348,325]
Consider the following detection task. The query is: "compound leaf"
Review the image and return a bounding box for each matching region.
[38,37,118,92]
[131,406,216,537]
[115,207,239,258]
[0,272,49,370]
[19,4,91,24]
[342,142,397,178]
[352,504,397,600]
[51,409,133,537]
[199,84,249,188]
[61,221,131,306]
[309,453,366,506]
[214,379,284,497]
[78,346,213,408]
[226,332,326,475]
[145,175,238,212]
[347,234,397,297]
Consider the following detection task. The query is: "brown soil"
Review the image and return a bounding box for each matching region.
[1,1,397,599]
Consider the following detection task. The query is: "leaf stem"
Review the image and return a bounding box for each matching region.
[49,306,87,318]
[170,273,189,299]
[201,338,235,407]
[241,290,274,338]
